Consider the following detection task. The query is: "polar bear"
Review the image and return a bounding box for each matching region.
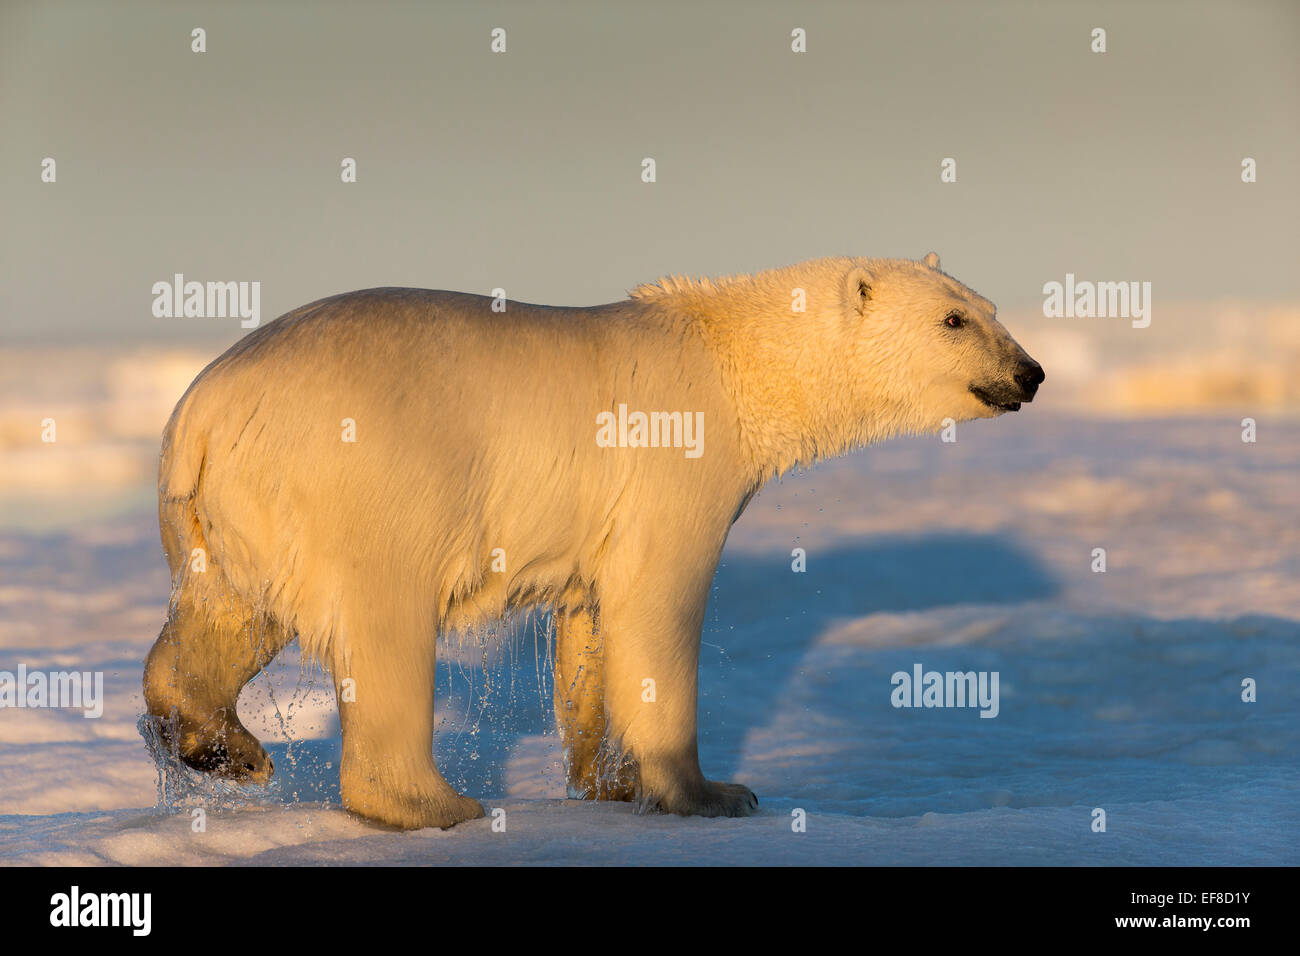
[143,253,1043,829]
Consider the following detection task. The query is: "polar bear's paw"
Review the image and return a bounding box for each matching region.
[639,779,759,818]
[568,750,639,803]
[342,772,485,831]
[148,706,275,785]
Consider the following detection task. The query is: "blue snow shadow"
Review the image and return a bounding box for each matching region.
[712,532,1058,619]
[696,532,1059,776]
[692,610,1300,864]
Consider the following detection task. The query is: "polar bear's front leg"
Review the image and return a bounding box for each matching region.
[553,606,637,800]
[600,558,758,818]
[334,622,484,830]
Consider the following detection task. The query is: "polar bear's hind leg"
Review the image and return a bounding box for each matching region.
[553,606,638,801]
[142,586,289,783]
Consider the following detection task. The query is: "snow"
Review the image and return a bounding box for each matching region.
[0,346,1297,865]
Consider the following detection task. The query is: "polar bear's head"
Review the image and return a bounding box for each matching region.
[842,252,1044,431]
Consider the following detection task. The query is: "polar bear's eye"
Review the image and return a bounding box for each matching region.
[945,312,966,328]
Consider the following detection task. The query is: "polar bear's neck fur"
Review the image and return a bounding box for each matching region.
[631,257,935,483]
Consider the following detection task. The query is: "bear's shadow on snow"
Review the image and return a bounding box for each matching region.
[258,531,1057,803]
[697,532,1059,778]
[715,531,1058,620]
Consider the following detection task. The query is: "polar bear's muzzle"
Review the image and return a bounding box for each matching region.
[969,385,1023,412]
[970,359,1045,412]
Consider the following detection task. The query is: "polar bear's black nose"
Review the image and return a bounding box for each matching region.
[1014,361,1045,399]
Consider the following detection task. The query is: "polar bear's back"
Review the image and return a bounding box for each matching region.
[165,288,623,481]
[162,286,636,526]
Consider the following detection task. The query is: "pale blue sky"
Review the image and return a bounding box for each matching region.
[2,0,1297,344]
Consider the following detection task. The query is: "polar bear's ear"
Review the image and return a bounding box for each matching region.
[923,252,941,270]
[844,265,873,316]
